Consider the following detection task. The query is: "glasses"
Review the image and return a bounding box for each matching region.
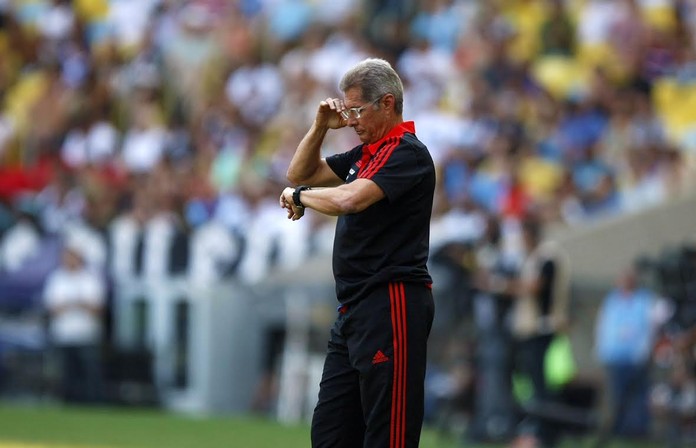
[340,97,381,120]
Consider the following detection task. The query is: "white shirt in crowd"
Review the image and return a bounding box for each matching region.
[0,219,41,272]
[44,266,106,346]
[121,126,168,173]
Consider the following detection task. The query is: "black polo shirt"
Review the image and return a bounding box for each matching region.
[326,121,435,305]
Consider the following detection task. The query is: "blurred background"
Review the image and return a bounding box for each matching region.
[0,0,695,446]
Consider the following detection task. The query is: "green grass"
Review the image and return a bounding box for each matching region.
[0,403,462,448]
[0,402,671,448]
[0,404,299,448]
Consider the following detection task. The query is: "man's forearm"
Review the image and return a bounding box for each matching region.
[285,179,385,218]
[287,122,328,185]
[295,186,357,216]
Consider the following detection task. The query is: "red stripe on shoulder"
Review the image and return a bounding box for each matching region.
[359,137,399,179]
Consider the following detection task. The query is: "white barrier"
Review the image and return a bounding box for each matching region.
[111,273,335,417]
[112,277,264,414]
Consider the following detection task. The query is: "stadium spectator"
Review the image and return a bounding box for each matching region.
[43,237,107,403]
[510,214,571,448]
[595,266,673,438]
[468,214,519,442]
[0,196,43,273]
[120,99,168,174]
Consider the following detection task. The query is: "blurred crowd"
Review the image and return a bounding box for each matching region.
[0,0,696,446]
[0,0,694,287]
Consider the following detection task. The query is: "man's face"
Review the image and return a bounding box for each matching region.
[63,248,84,271]
[343,87,386,144]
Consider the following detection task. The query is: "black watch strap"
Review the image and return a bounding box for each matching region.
[293,185,311,208]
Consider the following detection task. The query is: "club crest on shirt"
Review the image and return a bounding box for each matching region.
[347,161,361,181]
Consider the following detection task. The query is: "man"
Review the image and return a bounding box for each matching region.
[595,266,670,438]
[44,238,106,403]
[279,58,436,448]
[509,216,571,448]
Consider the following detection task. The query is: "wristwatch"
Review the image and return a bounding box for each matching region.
[293,185,311,208]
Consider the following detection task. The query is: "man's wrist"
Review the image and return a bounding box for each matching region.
[293,185,311,208]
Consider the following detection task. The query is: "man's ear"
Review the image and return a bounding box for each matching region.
[381,93,395,111]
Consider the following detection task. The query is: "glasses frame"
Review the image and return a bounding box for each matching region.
[340,96,382,120]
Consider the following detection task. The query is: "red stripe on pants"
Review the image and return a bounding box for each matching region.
[389,282,407,448]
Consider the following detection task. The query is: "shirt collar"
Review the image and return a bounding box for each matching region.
[363,121,415,156]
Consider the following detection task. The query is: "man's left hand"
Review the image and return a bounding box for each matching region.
[280,187,305,220]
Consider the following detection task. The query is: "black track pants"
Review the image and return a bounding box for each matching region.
[311,282,435,448]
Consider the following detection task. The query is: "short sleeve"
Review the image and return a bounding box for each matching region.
[360,143,430,203]
[326,145,362,181]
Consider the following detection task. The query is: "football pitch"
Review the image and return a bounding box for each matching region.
[0,403,460,448]
[0,402,668,448]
